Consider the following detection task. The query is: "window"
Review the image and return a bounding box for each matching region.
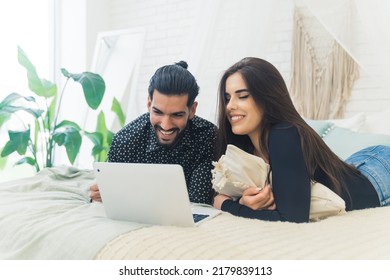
[0,0,52,96]
[0,0,52,181]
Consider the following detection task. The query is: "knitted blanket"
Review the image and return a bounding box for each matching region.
[1,165,389,260]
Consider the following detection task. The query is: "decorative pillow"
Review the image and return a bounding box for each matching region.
[323,126,390,160]
[331,112,366,132]
[212,145,346,221]
[305,120,333,136]
[306,112,366,136]
[310,181,346,221]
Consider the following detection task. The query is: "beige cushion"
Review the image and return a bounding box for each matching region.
[212,144,346,221]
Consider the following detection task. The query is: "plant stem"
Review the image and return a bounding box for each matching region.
[53,78,69,131]
[35,101,48,171]
[28,138,40,172]
[47,77,70,166]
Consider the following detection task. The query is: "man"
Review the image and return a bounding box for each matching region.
[90,61,218,204]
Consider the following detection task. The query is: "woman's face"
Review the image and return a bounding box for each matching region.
[224,72,263,141]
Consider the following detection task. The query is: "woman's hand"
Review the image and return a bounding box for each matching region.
[213,193,233,209]
[89,183,102,202]
[239,184,276,210]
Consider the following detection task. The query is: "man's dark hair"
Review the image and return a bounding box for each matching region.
[148,61,199,107]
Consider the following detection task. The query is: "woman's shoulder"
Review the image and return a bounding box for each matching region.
[268,121,303,159]
[271,121,295,131]
[269,121,300,142]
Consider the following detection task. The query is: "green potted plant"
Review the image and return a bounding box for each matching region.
[0,46,125,172]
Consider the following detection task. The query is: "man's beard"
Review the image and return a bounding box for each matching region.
[153,125,186,148]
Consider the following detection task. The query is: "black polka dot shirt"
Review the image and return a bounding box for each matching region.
[108,112,217,205]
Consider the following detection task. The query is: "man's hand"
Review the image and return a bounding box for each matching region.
[90,183,102,202]
[239,184,275,210]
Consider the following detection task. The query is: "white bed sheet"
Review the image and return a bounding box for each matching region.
[0,166,146,260]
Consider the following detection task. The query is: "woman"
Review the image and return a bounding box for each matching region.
[213,57,390,223]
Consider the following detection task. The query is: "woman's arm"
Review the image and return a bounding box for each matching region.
[220,123,312,223]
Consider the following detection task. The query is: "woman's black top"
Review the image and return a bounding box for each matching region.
[221,122,380,223]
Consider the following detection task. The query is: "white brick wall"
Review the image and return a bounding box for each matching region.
[107,0,200,119]
[98,0,389,122]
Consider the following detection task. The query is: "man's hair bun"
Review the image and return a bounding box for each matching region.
[175,61,188,69]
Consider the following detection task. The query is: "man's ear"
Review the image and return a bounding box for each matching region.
[189,101,198,119]
[147,96,152,112]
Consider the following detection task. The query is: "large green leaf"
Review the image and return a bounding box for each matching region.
[0,93,43,130]
[98,111,114,145]
[84,131,103,146]
[84,131,104,156]
[61,68,105,110]
[97,112,111,144]
[14,156,36,167]
[111,97,126,127]
[106,130,114,146]
[52,125,82,164]
[1,105,43,118]
[18,46,57,98]
[1,129,30,157]
[0,92,42,118]
[55,120,81,130]
[84,111,114,161]
[96,111,108,137]
[0,92,35,107]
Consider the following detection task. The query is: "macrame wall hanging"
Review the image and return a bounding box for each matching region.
[290,6,359,120]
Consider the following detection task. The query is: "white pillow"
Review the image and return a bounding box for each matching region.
[360,109,390,135]
[305,112,366,136]
[330,112,366,132]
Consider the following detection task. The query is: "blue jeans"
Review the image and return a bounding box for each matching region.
[345,145,390,206]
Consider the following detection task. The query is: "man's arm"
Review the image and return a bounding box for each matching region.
[187,157,214,204]
[186,125,217,205]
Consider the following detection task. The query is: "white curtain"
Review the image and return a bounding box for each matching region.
[182,0,280,123]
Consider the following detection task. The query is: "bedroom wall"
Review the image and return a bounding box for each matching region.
[1,0,389,180]
[105,0,219,121]
[95,0,282,122]
[88,0,389,123]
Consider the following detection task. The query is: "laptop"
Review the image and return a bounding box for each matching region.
[93,162,221,227]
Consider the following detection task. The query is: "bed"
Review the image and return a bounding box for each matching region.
[1,111,390,260]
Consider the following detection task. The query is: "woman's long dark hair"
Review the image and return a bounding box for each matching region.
[217,57,358,196]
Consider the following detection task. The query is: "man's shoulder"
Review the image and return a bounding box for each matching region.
[186,116,217,147]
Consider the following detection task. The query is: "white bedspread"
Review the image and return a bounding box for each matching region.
[1,165,390,260]
[95,206,390,259]
[0,166,146,260]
